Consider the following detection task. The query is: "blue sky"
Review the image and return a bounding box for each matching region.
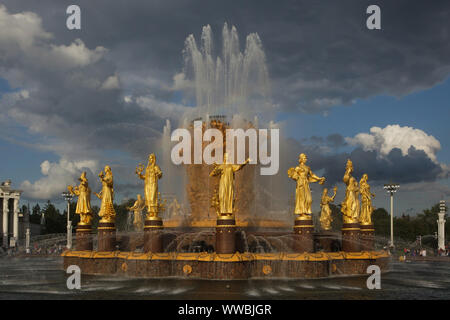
[0,77,58,184]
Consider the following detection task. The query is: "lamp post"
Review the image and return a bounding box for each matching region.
[62,192,74,249]
[383,183,400,250]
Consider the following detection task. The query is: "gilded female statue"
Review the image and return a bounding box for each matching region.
[136,153,162,217]
[95,165,116,223]
[288,153,325,218]
[320,186,337,231]
[127,194,145,230]
[359,174,375,225]
[167,198,182,218]
[210,153,249,216]
[68,171,92,225]
[341,159,360,224]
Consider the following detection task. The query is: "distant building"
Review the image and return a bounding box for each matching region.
[0,180,22,248]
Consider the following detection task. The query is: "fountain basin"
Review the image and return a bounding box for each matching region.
[62,250,390,280]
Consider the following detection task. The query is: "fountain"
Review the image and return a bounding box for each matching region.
[62,24,389,280]
[62,149,389,279]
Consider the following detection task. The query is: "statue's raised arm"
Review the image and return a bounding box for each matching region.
[135,163,145,180]
[232,158,250,172]
[308,166,326,185]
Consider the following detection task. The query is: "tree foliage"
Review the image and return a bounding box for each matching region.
[373,203,448,247]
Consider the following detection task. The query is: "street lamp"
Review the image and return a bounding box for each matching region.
[384,183,400,250]
[61,191,74,249]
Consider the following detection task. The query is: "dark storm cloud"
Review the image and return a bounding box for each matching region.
[5,59,164,159]
[326,134,347,148]
[3,0,450,113]
[0,3,166,162]
[2,0,449,153]
[307,136,324,145]
[114,182,142,199]
[303,133,347,149]
[281,138,444,187]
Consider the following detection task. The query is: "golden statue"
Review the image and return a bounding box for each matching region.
[359,174,375,225]
[68,171,92,225]
[167,198,182,218]
[320,186,337,231]
[341,159,360,224]
[288,153,325,219]
[95,165,116,223]
[127,194,145,230]
[209,153,249,217]
[136,153,163,218]
[157,192,167,215]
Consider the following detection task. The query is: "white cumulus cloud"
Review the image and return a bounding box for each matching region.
[346,124,441,162]
[135,94,187,120]
[0,5,107,87]
[20,158,98,200]
[100,74,120,90]
[49,39,107,69]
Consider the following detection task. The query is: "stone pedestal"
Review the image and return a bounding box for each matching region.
[293,217,314,253]
[76,224,93,251]
[342,222,360,252]
[144,217,163,253]
[318,231,337,252]
[216,217,236,254]
[360,224,374,251]
[97,222,116,252]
